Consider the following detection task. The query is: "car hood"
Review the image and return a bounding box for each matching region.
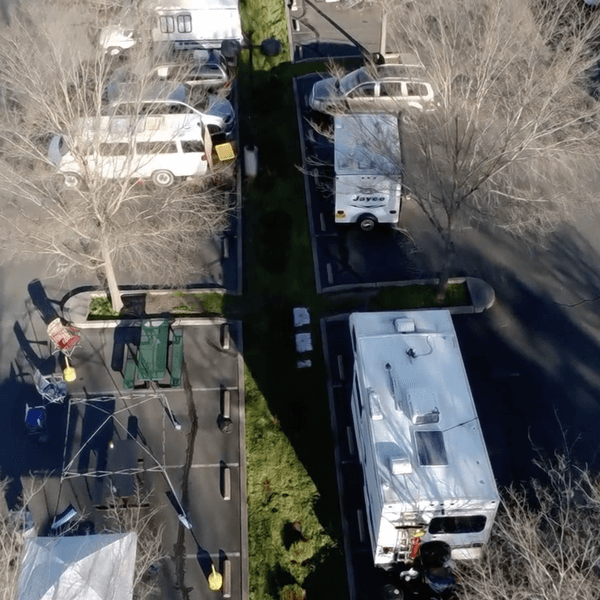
[310,77,339,103]
[204,95,234,121]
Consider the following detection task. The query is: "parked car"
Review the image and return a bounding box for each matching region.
[109,97,234,135]
[48,113,210,188]
[154,49,231,89]
[105,68,187,105]
[106,73,235,135]
[309,63,438,115]
[107,51,231,94]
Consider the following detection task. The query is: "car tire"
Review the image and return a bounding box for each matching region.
[152,170,175,187]
[358,214,377,232]
[63,172,83,189]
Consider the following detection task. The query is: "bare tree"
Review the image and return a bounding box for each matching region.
[328,0,600,292]
[457,452,600,600]
[102,485,166,600]
[0,0,236,311]
[0,475,165,600]
[0,477,36,600]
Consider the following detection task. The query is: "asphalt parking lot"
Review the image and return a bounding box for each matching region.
[294,73,427,292]
[319,309,558,600]
[5,306,246,600]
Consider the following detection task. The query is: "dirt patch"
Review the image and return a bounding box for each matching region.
[144,293,203,315]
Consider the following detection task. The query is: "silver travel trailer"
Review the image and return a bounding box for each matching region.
[333,113,402,232]
[99,0,244,55]
[349,310,499,567]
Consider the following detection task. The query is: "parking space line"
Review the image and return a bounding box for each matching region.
[183,552,241,559]
[158,463,240,469]
[70,386,240,398]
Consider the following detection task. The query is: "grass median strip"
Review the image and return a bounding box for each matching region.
[245,366,340,599]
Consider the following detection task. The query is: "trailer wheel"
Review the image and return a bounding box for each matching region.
[358,214,377,232]
[152,170,175,188]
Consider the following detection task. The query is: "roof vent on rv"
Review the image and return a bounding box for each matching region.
[369,390,383,420]
[389,455,412,475]
[407,390,440,424]
[395,317,415,333]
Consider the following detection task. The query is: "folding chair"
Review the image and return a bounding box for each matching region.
[33,369,67,404]
[47,318,81,357]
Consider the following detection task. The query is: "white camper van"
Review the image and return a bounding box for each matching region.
[100,0,244,55]
[349,310,499,567]
[149,0,244,50]
[48,113,211,188]
[334,114,402,232]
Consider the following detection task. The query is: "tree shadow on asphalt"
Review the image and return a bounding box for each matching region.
[0,371,73,507]
[13,321,56,375]
[450,227,600,484]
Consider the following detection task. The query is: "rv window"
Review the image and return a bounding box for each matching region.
[136,142,178,155]
[414,431,448,466]
[181,141,204,153]
[177,14,192,33]
[99,142,130,156]
[159,16,175,33]
[429,515,487,535]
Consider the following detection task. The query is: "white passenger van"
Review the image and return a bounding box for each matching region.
[349,310,499,567]
[48,113,211,188]
[334,113,402,232]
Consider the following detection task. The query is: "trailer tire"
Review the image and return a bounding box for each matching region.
[358,214,377,232]
[152,170,175,188]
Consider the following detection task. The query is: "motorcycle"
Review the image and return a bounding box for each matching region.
[381,541,458,600]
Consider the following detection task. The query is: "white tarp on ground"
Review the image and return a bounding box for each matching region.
[17,532,137,600]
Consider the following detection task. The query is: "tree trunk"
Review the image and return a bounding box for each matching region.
[436,235,455,301]
[101,239,123,313]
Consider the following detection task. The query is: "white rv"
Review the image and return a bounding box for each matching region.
[48,113,211,188]
[349,310,499,567]
[100,0,244,55]
[334,113,402,232]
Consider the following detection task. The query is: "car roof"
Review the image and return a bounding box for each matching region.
[375,63,428,80]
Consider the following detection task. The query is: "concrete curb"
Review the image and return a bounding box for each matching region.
[62,288,228,329]
[235,323,249,600]
[319,317,357,600]
[322,276,496,314]
[292,76,324,294]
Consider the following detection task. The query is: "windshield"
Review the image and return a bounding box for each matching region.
[339,68,372,93]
